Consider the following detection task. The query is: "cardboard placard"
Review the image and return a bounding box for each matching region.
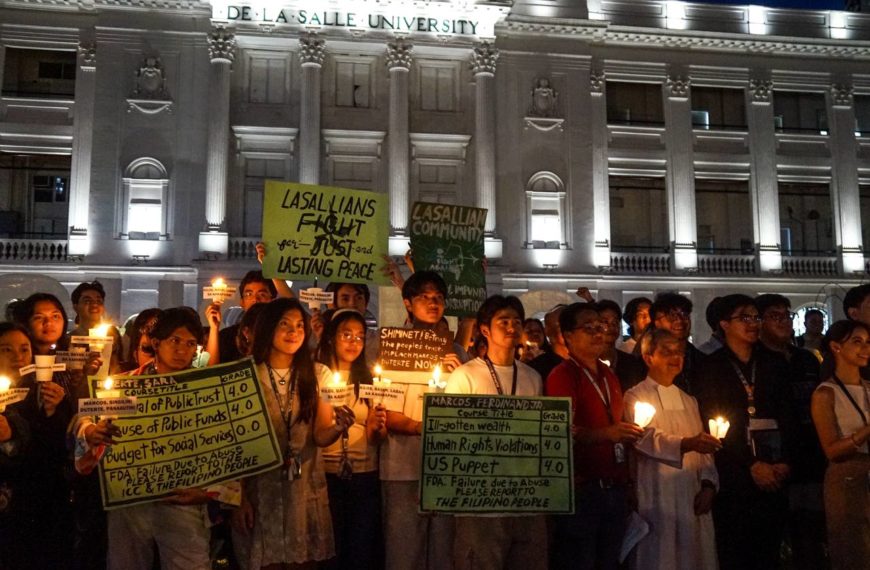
[378,327,451,372]
[357,383,407,412]
[299,288,335,310]
[420,394,574,514]
[409,202,487,317]
[203,286,237,304]
[0,388,30,411]
[261,182,390,285]
[92,359,282,510]
[319,384,354,406]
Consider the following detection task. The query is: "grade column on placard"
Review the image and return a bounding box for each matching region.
[218,372,241,444]
[539,405,569,478]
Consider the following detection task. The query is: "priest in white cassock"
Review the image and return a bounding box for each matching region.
[624,329,722,570]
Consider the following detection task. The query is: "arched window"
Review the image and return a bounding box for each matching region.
[120,158,169,239]
[526,171,566,249]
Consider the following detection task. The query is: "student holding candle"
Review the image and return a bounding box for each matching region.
[232,298,354,569]
[317,308,387,570]
[445,295,546,569]
[0,322,35,569]
[381,271,468,570]
[811,320,870,569]
[68,280,123,374]
[624,328,720,570]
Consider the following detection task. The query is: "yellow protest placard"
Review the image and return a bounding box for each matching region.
[93,359,281,510]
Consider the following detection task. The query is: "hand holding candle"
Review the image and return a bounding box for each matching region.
[320,372,352,406]
[633,401,657,429]
[709,416,730,440]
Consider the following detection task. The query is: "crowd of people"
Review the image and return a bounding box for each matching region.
[0,259,868,570]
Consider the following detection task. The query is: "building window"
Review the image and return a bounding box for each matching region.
[247,54,288,104]
[526,172,566,249]
[418,61,458,112]
[243,158,286,236]
[773,92,828,134]
[691,87,746,130]
[606,82,664,125]
[417,163,458,204]
[2,48,76,98]
[695,179,753,253]
[0,154,70,237]
[609,176,668,251]
[860,185,870,252]
[778,181,833,255]
[121,158,169,239]
[334,60,372,108]
[332,160,374,190]
[855,96,870,135]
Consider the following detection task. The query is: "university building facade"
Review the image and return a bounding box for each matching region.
[1,0,869,339]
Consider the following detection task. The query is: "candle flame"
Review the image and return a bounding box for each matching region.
[708,416,730,439]
[212,277,227,289]
[433,365,441,382]
[633,401,656,429]
[374,364,383,377]
[102,377,114,391]
[332,372,343,386]
[91,323,111,338]
[0,376,10,392]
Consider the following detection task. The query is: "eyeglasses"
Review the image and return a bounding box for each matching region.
[570,322,608,335]
[657,310,690,322]
[763,311,796,323]
[164,336,198,350]
[338,331,365,344]
[729,314,762,324]
[79,298,104,306]
[242,290,274,301]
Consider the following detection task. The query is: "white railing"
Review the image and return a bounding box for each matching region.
[228,237,260,260]
[0,239,68,262]
[609,251,671,274]
[697,254,756,276]
[782,256,838,277]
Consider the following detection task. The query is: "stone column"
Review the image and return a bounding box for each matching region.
[662,74,698,271]
[829,83,864,274]
[68,41,97,256]
[299,32,325,185]
[386,39,412,254]
[199,26,235,255]
[590,68,612,268]
[471,42,499,238]
[746,77,782,273]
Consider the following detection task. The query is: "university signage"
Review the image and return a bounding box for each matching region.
[210,1,507,37]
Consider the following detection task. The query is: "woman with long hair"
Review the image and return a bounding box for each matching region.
[317,309,386,569]
[811,319,870,569]
[233,298,354,569]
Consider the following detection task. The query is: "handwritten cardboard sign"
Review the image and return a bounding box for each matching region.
[378,327,451,372]
[0,388,30,411]
[261,182,390,285]
[409,202,487,317]
[92,359,282,510]
[358,382,407,412]
[420,394,574,514]
[78,397,139,417]
[299,288,334,310]
[203,286,237,304]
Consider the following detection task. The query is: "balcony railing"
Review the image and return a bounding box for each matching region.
[609,251,671,274]
[697,254,757,275]
[782,255,838,277]
[0,238,68,262]
[228,237,260,260]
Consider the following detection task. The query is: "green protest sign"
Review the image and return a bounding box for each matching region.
[93,359,281,510]
[409,202,487,316]
[261,181,390,285]
[420,394,574,514]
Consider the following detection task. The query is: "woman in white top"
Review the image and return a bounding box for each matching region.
[316,309,387,569]
[811,320,870,570]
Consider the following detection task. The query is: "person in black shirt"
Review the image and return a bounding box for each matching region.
[597,300,647,392]
[695,294,797,570]
[529,304,569,385]
[217,270,277,363]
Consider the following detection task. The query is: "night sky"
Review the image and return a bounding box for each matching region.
[697,0,847,9]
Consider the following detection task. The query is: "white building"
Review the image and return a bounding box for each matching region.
[0,0,868,340]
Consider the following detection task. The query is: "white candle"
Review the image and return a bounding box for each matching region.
[321,371,350,406]
[708,416,730,440]
[633,401,656,429]
[96,377,121,399]
[428,365,447,393]
[0,376,10,413]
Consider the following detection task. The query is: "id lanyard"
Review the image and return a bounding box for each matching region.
[483,357,517,396]
[728,358,757,417]
[267,365,298,472]
[572,359,613,423]
[832,374,870,427]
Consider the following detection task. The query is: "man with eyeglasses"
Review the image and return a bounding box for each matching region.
[546,302,643,570]
[69,280,122,373]
[755,293,826,570]
[643,292,703,396]
[695,294,796,570]
[217,270,278,363]
[597,299,647,392]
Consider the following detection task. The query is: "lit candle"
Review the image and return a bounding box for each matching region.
[374,363,383,383]
[332,372,345,387]
[321,371,350,406]
[708,416,730,440]
[212,277,227,291]
[633,401,656,429]
[0,375,10,413]
[96,377,121,399]
[88,322,113,378]
[428,365,447,393]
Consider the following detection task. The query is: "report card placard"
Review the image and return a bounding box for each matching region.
[94,359,282,509]
[420,395,574,514]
